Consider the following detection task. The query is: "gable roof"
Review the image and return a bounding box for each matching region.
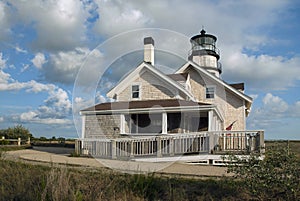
[175,61,253,109]
[107,62,195,101]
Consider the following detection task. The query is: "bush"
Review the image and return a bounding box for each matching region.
[226,145,300,200]
[0,140,10,145]
[0,125,32,140]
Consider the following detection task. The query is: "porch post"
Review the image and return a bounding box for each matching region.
[81,115,86,139]
[120,114,125,134]
[208,110,214,131]
[162,112,167,134]
[213,115,217,131]
[81,115,86,149]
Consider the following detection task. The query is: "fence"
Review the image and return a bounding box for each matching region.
[76,130,264,159]
[0,136,31,146]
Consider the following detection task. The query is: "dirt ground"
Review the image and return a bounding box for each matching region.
[4,148,231,178]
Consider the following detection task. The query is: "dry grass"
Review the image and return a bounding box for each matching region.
[0,140,299,200]
[0,153,245,201]
[265,140,300,159]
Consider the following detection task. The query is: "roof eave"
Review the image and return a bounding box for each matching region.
[80,105,216,115]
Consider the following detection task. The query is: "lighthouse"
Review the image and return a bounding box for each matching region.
[188,29,222,77]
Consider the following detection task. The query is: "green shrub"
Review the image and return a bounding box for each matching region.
[226,145,300,200]
[0,140,10,145]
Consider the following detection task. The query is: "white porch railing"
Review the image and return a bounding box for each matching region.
[76,130,264,159]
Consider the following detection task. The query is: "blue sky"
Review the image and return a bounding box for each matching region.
[0,0,300,139]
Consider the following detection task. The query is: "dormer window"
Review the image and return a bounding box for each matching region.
[132,84,140,99]
[206,86,215,99]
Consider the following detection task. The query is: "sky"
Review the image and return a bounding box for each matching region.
[0,0,299,140]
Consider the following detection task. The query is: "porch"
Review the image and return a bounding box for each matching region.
[76,130,264,160]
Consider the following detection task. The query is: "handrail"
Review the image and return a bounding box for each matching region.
[188,45,220,56]
[78,130,264,158]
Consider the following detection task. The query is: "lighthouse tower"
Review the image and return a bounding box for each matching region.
[188,29,222,77]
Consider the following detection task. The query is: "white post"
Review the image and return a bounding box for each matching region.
[81,115,86,149]
[162,112,167,134]
[208,110,213,131]
[81,115,86,139]
[120,114,125,134]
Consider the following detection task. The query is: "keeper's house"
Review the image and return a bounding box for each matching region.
[78,30,264,159]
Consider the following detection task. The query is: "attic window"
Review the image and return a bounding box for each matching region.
[132,85,140,99]
[206,86,215,99]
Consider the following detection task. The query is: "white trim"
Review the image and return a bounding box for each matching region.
[176,61,252,106]
[205,85,216,99]
[107,62,195,101]
[131,82,141,100]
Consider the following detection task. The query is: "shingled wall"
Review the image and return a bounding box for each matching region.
[84,114,121,138]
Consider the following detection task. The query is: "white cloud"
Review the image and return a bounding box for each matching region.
[20,111,37,121]
[90,0,300,93]
[44,48,90,84]
[73,96,94,114]
[15,46,27,54]
[95,91,113,103]
[43,88,72,117]
[0,116,4,122]
[0,79,55,92]
[0,70,11,84]
[93,1,288,38]
[41,47,103,85]
[262,93,289,114]
[19,110,72,125]
[7,0,91,51]
[223,53,300,91]
[0,68,72,125]
[20,64,30,73]
[31,53,46,69]
[13,85,72,125]
[248,93,300,129]
[0,53,7,69]
[93,0,151,36]
[0,1,11,41]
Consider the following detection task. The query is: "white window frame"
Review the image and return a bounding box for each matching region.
[131,83,141,100]
[205,85,215,99]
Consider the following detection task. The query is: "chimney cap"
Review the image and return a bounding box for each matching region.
[144,37,154,45]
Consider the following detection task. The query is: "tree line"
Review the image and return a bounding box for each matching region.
[0,125,32,140]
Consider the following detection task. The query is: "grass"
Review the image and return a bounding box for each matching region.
[0,140,299,200]
[0,151,249,201]
[0,144,31,152]
[265,140,300,159]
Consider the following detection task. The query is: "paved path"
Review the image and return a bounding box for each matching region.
[4,149,231,177]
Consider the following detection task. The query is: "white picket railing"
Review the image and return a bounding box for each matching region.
[76,130,264,159]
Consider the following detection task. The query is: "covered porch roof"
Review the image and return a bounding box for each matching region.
[81,99,215,114]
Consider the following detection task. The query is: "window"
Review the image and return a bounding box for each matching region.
[131,85,140,99]
[206,86,215,99]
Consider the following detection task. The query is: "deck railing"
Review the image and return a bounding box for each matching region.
[76,130,264,159]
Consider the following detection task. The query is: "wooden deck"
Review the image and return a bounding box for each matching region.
[76,131,264,159]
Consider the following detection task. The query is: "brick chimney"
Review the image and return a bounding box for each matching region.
[144,37,154,65]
